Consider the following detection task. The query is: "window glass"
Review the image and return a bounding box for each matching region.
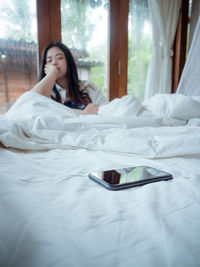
[61,0,108,97]
[128,0,152,100]
[0,0,37,114]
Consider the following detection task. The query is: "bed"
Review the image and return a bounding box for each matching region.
[0,22,200,267]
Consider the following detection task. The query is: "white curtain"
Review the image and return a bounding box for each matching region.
[176,16,200,96]
[144,0,181,99]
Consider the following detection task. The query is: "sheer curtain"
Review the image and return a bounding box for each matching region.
[144,0,181,99]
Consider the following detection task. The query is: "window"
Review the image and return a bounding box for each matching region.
[128,0,152,100]
[0,0,37,114]
[61,0,108,97]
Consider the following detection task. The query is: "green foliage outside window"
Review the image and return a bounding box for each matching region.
[128,34,152,100]
[0,0,36,41]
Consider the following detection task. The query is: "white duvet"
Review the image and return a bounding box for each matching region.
[0,92,200,267]
[1,91,200,156]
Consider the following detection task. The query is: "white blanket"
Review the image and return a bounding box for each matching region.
[0,92,200,267]
[1,91,200,160]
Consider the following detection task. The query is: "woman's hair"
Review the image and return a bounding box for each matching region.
[39,41,91,105]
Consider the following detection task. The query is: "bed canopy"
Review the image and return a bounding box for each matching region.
[176,16,200,96]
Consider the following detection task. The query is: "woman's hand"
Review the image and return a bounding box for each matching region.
[82,103,99,115]
[32,64,59,97]
[44,63,59,79]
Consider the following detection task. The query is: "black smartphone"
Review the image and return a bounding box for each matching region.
[88,166,173,190]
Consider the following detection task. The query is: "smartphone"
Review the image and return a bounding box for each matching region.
[88,166,173,190]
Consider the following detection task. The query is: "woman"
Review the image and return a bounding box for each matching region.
[32,41,107,114]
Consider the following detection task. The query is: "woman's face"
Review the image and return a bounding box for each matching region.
[46,46,67,80]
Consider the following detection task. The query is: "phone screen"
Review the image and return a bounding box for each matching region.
[89,166,173,190]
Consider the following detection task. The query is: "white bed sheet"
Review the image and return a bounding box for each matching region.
[0,92,200,267]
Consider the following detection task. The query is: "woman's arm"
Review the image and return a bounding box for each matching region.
[82,103,99,115]
[31,64,58,98]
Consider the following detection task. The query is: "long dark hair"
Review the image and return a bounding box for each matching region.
[39,41,91,105]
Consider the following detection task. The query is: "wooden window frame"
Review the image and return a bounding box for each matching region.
[172,0,189,93]
[36,0,61,70]
[109,0,129,100]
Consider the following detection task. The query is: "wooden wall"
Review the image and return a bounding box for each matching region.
[0,71,37,113]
